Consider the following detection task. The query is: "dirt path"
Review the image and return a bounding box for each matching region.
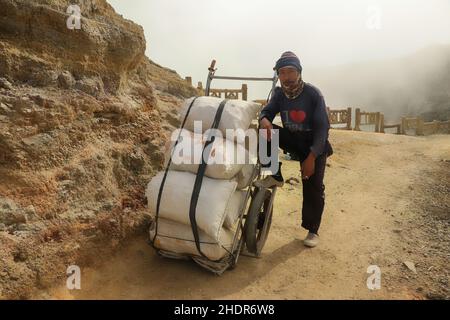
[44,130,450,300]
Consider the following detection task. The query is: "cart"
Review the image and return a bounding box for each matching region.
[150,60,280,275]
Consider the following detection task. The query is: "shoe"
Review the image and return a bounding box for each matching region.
[253,175,284,188]
[303,232,319,248]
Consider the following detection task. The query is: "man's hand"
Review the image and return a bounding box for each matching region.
[259,117,274,141]
[301,152,316,180]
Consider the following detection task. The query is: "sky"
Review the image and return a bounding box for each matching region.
[107,0,450,101]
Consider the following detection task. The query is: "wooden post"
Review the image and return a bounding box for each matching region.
[401,117,406,135]
[346,107,352,130]
[432,120,439,135]
[185,76,192,86]
[241,84,248,101]
[354,108,361,131]
[375,112,381,133]
[445,120,450,134]
[416,117,424,136]
[379,113,385,133]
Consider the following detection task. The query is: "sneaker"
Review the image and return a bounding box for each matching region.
[253,175,284,188]
[303,232,319,248]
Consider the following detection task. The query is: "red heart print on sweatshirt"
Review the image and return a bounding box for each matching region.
[289,110,306,123]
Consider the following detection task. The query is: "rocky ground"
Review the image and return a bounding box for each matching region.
[0,0,198,299]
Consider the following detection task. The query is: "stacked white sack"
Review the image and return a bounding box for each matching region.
[149,218,235,261]
[176,96,263,189]
[164,128,257,189]
[180,96,262,143]
[146,97,262,260]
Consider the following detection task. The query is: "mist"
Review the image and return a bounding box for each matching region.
[107,0,450,122]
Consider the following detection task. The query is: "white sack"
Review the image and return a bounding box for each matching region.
[149,218,234,261]
[223,190,247,229]
[165,129,246,180]
[146,171,237,240]
[179,96,261,142]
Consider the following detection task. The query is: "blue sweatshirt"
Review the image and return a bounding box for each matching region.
[259,83,331,157]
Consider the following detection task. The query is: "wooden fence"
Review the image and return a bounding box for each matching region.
[354,108,381,132]
[190,79,247,101]
[401,117,450,135]
[327,107,352,130]
[380,113,401,134]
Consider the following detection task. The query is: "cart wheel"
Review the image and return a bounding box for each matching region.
[244,188,274,256]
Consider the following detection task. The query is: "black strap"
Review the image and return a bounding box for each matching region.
[152,97,200,245]
[189,99,228,258]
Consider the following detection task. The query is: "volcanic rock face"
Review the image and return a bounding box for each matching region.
[0,0,198,298]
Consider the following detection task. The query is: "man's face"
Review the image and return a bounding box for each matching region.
[278,66,299,87]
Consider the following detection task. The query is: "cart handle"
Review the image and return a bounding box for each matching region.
[208,60,217,72]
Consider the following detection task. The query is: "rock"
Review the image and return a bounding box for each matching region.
[24,205,38,222]
[286,177,300,185]
[75,77,105,97]
[15,223,31,231]
[0,197,28,225]
[57,71,76,89]
[122,151,146,174]
[0,223,6,231]
[12,247,28,262]
[102,202,115,211]
[10,213,27,225]
[30,70,58,87]
[403,261,417,274]
[0,197,17,211]
[21,133,53,147]
[0,77,13,90]
[143,139,162,155]
[0,102,12,114]
[426,292,446,300]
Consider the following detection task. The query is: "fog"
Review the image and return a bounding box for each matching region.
[108,0,450,121]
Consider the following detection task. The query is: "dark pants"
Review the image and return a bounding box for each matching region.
[262,123,330,235]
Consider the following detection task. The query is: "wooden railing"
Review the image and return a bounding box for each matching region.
[354,108,381,132]
[191,80,247,100]
[209,84,248,101]
[379,113,401,134]
[401,117,450,135]
[327,107,352,130]
[422,120,450,135]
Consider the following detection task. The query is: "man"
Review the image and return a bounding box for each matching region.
[254,51,333,248]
